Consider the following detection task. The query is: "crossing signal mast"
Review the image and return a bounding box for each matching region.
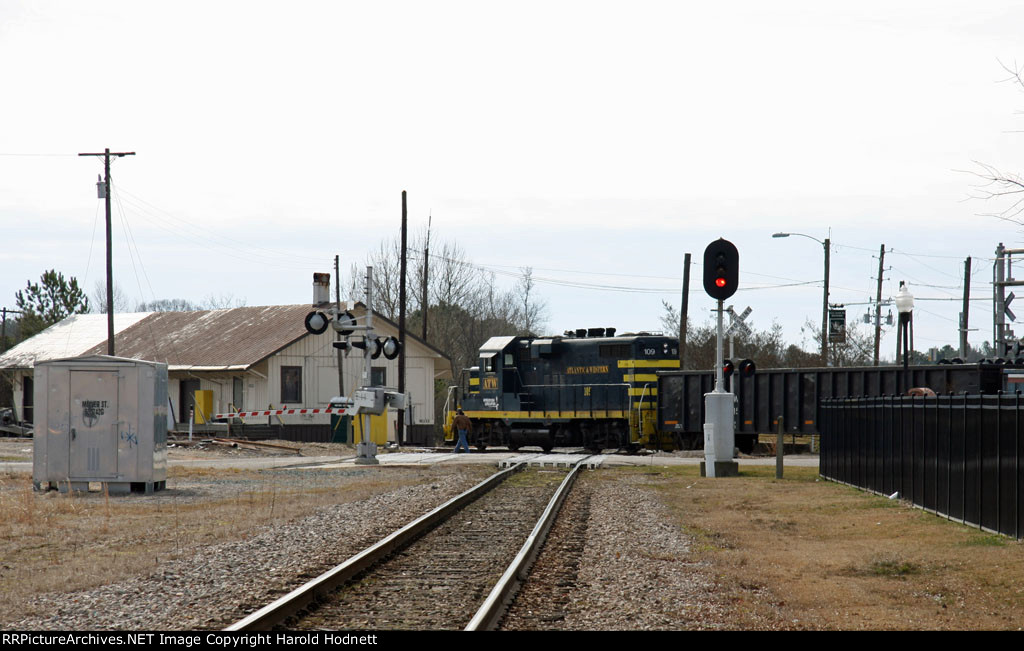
[304,269,405,465]
[702,238,740,478]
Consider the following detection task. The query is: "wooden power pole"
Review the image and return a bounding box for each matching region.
[873,244,885,366]
[960,256,971,358]
[679,253,691,367]
[79,148,134,355]
[335,254,344,397]
[422,213,431,342]
[398,191,408,445]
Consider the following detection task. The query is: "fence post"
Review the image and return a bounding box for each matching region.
[776,415,784,479]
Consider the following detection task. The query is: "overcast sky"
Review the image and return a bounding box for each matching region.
[1,1,1019,362]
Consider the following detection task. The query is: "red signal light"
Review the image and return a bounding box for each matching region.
[703,238,739,300]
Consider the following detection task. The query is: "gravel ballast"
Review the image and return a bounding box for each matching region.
[2,448,723,631]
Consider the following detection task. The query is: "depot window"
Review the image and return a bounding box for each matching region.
[281,366,302,403]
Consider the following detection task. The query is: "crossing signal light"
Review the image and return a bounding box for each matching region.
[722,359,735,379]
[381,336,402,360]
[703,238,739,301]
[304,311,329,335]
[739,358,756,378]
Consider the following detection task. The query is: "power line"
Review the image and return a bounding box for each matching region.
[116,186,325,270]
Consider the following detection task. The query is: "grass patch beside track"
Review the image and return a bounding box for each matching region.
[605,463,1024,630]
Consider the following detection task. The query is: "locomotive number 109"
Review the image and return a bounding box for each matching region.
[444,328,679,452]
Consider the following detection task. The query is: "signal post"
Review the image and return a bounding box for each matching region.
[303,269,405,465]
[702,238,740,478]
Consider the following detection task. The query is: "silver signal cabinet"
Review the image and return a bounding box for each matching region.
[33,356,168,494]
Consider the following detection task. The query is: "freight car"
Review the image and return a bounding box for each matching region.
[656,362,1004,453]
[443,329,679,452]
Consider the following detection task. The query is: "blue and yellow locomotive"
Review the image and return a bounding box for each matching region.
[444,328,679,452]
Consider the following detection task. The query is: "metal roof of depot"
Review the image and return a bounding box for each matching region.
[79,305,314,371]
[0,304,452,376]
[0,312,152,369]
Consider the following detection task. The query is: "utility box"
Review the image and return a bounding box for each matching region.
[33,355,168,494]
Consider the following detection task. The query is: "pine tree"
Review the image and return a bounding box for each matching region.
[14,270,90,338]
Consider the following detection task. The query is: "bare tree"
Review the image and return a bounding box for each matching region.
[134,294,245,312]
[355,232,544,378]
[800,318,875,367]
[660,300,680,334]
[515,267,548,336]
[965,60,1024,225]
[136,298,200,312]
[200,293,246,310]
[91,280,132,314]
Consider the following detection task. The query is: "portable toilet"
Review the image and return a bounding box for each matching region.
[33,355,168,494]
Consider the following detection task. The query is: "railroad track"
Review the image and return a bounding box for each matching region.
[227,459,588,631]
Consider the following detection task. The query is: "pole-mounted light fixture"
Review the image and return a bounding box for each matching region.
[771,231,830,366]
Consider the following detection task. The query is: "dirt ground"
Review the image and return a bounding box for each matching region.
[641,464,1024,630]
[3,437,1024,630]
[0,435,354,463]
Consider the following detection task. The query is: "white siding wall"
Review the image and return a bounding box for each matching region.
[261,331,442,430]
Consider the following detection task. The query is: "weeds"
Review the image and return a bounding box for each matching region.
[960,534,1007,548]
[869,556,921,578]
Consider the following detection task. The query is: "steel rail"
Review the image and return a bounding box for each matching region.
[225,462,526,631]
[465,457,590,631]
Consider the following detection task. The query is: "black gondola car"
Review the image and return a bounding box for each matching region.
[657,363,1004,453]
[444,329,679,451]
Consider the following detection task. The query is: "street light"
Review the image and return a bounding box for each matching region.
[772,231,831,366]
[894,282,915,390]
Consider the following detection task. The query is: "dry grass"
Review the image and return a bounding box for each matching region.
[0,464,433,613]
[624,464,1024,630]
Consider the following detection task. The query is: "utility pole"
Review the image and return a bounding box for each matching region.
[679,253,690,367]
[79,148,134,355]
[873,244,886,366]
[335,254,344,397]
[1,308,23,352]
[422,213,431,342]
[398,191,408,446]
[821,237,830,366]
[960,256,971,358]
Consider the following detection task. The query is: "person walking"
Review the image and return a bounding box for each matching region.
[452,409,472,453]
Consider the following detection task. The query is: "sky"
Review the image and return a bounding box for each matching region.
[0,1,1020,364]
